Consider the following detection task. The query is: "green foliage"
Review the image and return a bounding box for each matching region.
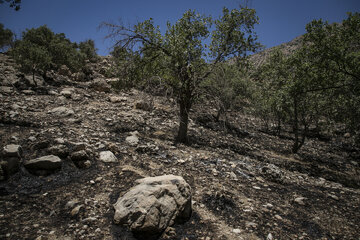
[253,12,360,151]
[0,23,14,51]
[11,25,95,78]
[78,39,99,63]
[0,0,21,11]
[102,6,260,143]
[201,63,254,120]
[303,12,360,140]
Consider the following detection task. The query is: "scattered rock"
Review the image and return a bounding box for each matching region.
[48,145,69,158]
[65,200,79,209]
[126,131,140,146]
[259,163,284,183]
[60,88,73,98]
[2,144,22,176]
[50,107,74,117]
[113,175,192,239]
[24,155,62,175]
[135,100,152,111]
[70,150,88,162]
[3,144,22,158]
[90,78,111,92]
[109,96,127,103]
[267,233,273,240]
[71,205,83,216]
[294,196,306,205]
[99,151,117,163]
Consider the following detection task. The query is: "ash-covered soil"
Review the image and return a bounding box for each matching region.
[0,54,359,240]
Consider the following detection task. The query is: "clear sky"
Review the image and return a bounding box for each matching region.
[0,0,359,55]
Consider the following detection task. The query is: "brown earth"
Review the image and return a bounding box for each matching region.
[0,53,359,240]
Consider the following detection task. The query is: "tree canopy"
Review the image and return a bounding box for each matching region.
[10,25,98,80]
[102,6,260,143]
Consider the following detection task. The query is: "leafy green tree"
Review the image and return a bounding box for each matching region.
[11,25,85,79]
[0,23,13,51]
[102,6,260,143]
[0,0,21,11]
[254,47,327,153]
[201,63,253,122]
[12,40,51,82]
[79,39,99,63]
[303,12,360,141]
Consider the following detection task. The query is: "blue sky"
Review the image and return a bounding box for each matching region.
[1,0,359,55]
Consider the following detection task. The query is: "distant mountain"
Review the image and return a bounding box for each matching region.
[248,35,303,69]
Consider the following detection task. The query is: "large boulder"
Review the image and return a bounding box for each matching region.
[113,175,192,240]
[24,155,62,175]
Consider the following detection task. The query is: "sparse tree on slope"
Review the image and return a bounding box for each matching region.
[0,23,14,51]
[102,6,260,143]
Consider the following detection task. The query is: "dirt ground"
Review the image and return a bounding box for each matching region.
[1,82,359,240]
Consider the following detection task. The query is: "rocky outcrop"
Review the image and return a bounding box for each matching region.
[113,175,192,240]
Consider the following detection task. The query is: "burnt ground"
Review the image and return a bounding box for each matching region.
[0,81,359,240]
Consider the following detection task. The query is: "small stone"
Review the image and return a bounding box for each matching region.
[232,229,241,234]
[246,222,257,228]
[125,135,139,145]
[55,138,65,144]
[60,89,72,98]
[28,136,37,142]
[328,194,339,200]
[95,177,103,182]
[229,172,237,180]
[109,96,127,103]
[72,142,86,151]
[65,200,79,209]
[3,144,22,158]
[50,107,74,117]
[99,151,117,162]
[70,150,88,162]
[267,233,273,240]
[253,186,261,190]
[95,228,101,233]
[294,197,306,205]
[71,205,83,216]
[83,160,91,168]
[275,214,282,220]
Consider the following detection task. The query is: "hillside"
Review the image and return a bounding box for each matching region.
[248,36,303,69]
[0,52,360,240]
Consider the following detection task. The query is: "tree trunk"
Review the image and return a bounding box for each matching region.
[176,99,191,144]
[292,97,300,153]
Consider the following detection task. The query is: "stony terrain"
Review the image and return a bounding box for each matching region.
[0,52,360,240]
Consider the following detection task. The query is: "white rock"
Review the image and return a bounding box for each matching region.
[50,107,74,117]
[294,197,306,205]
[125,135,139,145]
[99,151,117,162]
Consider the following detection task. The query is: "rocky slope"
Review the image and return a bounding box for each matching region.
[249,36,303,69]
[0,52,359,240]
